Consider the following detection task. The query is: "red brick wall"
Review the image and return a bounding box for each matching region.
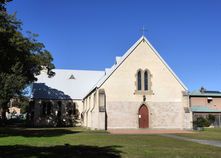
[190,97,221,110]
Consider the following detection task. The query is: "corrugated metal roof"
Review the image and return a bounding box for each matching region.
[191,106,221,112]
[32,69,104,100]
[190,90,221,97]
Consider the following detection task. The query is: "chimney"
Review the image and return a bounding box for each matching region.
[200,87,206,93]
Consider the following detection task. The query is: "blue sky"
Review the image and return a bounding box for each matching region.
[7,0,221,91]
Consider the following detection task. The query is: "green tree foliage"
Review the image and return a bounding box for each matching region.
[193,117,210,128]
[0,1,55,122]
[0,0,11,11]
[207,114,216,125]
[193,115,217,129]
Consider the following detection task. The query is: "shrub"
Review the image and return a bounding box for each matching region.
[193,117,210,128]
[207,114,216,125]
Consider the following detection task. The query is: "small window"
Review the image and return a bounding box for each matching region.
[207,97,213,103]
[144,71,148,91]
[137,70,142,90]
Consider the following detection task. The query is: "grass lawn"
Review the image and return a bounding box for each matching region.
[0,127,221,158]
[177,128,221,141]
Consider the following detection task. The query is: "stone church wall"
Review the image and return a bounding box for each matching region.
[106,101,186,129]
[30,99,82,127]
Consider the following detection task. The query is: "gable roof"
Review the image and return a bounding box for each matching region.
[85,36,188,98]
[32,69,104,100]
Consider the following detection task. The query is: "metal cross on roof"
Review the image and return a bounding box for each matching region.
[141,26,147,36]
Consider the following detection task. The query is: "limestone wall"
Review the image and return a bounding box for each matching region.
[32,99,82,127]
[107,101,186,129]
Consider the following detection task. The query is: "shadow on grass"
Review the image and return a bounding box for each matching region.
[0,144,122,158]
[0,128,80,137]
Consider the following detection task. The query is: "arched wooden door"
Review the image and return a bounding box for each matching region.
[138,105,149,128]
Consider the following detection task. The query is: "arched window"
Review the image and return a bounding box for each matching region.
[135,69,152,94]
[99,89,106,112]
[144,70,148,91]
[137,70,142,90]
[42,102,47,116]
[41,101,52,116]
[46,102,52,115]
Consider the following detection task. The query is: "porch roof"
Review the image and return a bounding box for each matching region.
[191,106,221,113]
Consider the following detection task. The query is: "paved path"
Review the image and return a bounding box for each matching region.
[108,129,193,135]
[109,129,221,148]
[161,134,221,148]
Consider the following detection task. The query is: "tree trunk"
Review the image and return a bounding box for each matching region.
[1,109,6,124]
[0,102,8,126]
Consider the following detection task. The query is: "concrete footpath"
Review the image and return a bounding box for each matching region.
[108,129,193,135]
[161,134,221,148]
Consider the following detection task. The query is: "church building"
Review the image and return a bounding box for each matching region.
[30,36,192,129]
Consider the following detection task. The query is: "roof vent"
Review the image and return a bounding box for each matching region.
[69,74,75,79]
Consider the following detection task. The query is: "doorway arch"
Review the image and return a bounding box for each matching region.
[138,104,149,128]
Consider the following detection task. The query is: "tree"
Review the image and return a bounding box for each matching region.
[0,1,55,124]
[207,114,216,125]
[193,117,210,128]
[0,0,11,11]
